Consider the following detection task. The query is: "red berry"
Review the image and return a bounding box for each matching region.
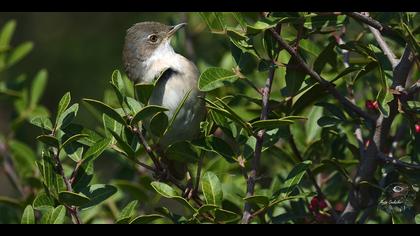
[415,124,420,134]
[318,199,327,210]
[366,100,379,110]
[310,196,319,208]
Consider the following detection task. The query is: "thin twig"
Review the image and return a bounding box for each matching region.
[378,152,420,170]
[368,24,398,68]
[268,28,375,124]
[50,147,82,224]
[133,126,162,171]
[241,61,276,224]
[406,79,420,98]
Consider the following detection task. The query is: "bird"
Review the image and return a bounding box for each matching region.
[122,21,206,180]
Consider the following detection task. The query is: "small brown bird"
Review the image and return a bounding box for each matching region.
[122,21,206,179]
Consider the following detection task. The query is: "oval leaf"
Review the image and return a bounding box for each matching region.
[129,214,164,224]
[58,191,90,207]
[201,171,223,207]
[83,98,126,125]
[198,67,239,92]
[49,205,66,224]
[130,105,168,126]
[21,205,35,224]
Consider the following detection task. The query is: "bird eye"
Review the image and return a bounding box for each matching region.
[148,34,158,43]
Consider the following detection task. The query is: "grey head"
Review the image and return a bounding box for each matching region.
[122,21,186,83]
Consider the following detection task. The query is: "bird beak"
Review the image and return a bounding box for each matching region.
[167,23,187,38]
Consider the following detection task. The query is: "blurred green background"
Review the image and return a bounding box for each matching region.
[0,12,235,139]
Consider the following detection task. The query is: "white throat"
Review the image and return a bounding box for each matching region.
[142,40,181,83]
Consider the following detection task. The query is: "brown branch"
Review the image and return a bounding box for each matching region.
[378,152,420,170]
[338,46,415,224]
[406,79,420,98]
[344,12,396,37]
[50,147,82,224]
[133,126,162,171]
[366,20,398,68]
[241,61,276,224]
[268,28,375,124]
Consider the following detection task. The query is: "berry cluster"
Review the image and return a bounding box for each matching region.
[307,196,331,223]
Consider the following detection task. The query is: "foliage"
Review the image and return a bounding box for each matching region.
[0,12,419,224]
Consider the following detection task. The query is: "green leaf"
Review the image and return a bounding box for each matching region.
[83,98,126,125]
[134,83,154,105]
[83,138,111,163]
[151,181,177,197]
[130,105,168,126]
[214,208,240,223]
[58,191,90,207]
[116,200,138,224]
[55,92,71,127]
[415,214,420,224]
[0,196,21,208]
[0,20,16,49]
[33,192,55,211]
[8,139,36,177]
[36,135,59,148]
[80,184,117,209]
[30,69,48,108]
[39,206,54,224]
[56,103,79,130]
[243,195,270,206]
[197,204,219,214]
[129,214,164,224]
[49,205,66,224]
[150,182,196,212]
[313,38,337,74]
[108,129,135,158]
[110,70,126,103]
[251,118,294,132]
[278,160,312,197]
[149,112,168,137]
[30,116,53,131]
[199,12,226,34]
[285,57,307,97]
[126,97,142,114]
[163,89,192,137]
[198,67,239,92]
[317,116,342,127]
[304,106,323,143]
[201,171,223,207]
[60,134,88,150]
[8,42,33,67]
[21,205,35,224]
[206,135,235,162]
[166,141,198,163]
[315,102,346,120]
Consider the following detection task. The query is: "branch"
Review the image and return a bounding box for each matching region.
[406,79,420,98]
[241,61,276,224]
[133,126,162,171]
[268,28,375,123]
[339,45,415,223]
[378,152,420,170]
[50,147,82,224]
[367,23,398,68]
[345,12,396,37]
